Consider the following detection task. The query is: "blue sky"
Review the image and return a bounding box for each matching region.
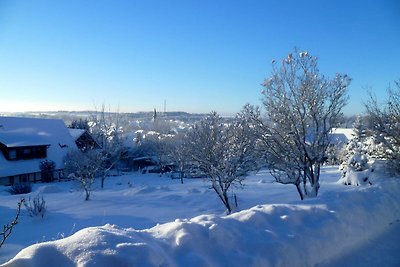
[0,0,399,115]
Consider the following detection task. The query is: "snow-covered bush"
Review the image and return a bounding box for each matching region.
[6,183,32,195]
[23,195,47,218]
[339,151,371,186]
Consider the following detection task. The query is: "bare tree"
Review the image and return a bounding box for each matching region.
[64,150,102,201]
[69,118,90,130]
[248,49,350,200]
[170,136,191,184]
[365,80,400,174]
[89,104,126,188]
[39,160,56,183]
[1,199,24,249]
[153,134,175,173]
[187,111,256,214]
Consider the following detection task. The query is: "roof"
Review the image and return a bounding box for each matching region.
[0,117,78,177]
[68,128,86,141]
[331,128,354,140]
[329,128,355,145]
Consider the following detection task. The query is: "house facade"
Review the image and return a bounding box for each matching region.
[0,117,78,185]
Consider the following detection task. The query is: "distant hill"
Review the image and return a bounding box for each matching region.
[0,110,210,125]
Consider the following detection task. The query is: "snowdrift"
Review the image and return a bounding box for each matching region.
[2,179,399,267]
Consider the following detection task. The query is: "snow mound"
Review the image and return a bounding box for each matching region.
[128,185,171,195]
[187,188,201,194]
[3,180,400,267]
[36,185,64,194]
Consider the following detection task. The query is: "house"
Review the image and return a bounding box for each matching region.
[329,128,354,147]
[0,117,78,185]
[68,128,101,151]
[131,156,159,172]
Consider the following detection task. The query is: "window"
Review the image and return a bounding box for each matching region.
[36,147,47,158]
[23,148,31,158]
[20,174,29,183]
[9,150,17,160]
[5,146,47,161]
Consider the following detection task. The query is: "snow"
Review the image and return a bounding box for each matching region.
[320,219,400,267]
[0,167,399,266]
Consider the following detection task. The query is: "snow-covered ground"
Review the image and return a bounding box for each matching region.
[0,167,399,266]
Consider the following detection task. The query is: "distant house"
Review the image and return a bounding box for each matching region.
[68,128,100,151]
[329,128,354,147]
[0,117,78,185]
[131,156,159,172]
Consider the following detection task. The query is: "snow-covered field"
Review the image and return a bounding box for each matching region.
[0,167,399,266]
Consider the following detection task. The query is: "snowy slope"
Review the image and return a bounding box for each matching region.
[1,167,399,266]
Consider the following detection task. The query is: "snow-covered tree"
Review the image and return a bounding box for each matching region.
[248,49,350,200]
[186,111,256,214]
[39,160,56,183]
[365,80,400,174]
[325,145,341,165]
[340,116,368,170]
[338,117,371,186]
[69,118,90,130]
[339,153,370,185]
[64,150,102,201]
[89,105,126,188]
[169,136,190,184]
[352,116,367,143]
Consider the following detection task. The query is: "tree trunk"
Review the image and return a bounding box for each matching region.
[309,179,320,197]
[212,185,232,214]
[85,189,90,201]
[101,175,105,189]
[222,190,232,214]
[180,166,184,184]
[295,183,304,200]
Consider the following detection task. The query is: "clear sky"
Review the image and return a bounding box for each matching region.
[0,0,399,115]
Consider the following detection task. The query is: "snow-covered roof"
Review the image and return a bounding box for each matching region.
[330,128,354,145]
[331,128,354,140]
[68,128,86,141]
[0,129,49,147]
[0,117,78,177]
